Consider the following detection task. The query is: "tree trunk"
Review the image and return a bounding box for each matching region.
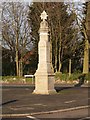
[19,58,23,77]
[16,50,19,76]
[50,38,54,72]
[58,41,62,72]
[15,28,19,76]
[58,20,62,72]
[55,38,58,72]
[83,40,89,74]
[58,61,62,72]
[69,59,71,77]
[83,2,90,74]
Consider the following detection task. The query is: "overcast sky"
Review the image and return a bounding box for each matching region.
[0,0,89,3]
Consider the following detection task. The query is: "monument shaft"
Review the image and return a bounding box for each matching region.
[33,11,56,94]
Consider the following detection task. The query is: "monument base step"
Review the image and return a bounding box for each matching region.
[32,89,57,95]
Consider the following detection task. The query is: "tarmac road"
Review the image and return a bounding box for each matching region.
[33,108,89,119]
[1,84,90,119]
[2,118,33,120]
[2,111,90,120]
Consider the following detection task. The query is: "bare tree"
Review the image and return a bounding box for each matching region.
[2,2,32,76]
[28,2,79,73]
[69,1,90,74]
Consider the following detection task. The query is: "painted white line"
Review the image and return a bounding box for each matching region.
[78,117,90,120]
[27,115,40,120]
[30,105,90,115]
[10,107,34,110]
[64,100,76,104]
[0,113,30,117]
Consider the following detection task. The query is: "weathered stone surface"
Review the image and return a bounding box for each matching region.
[33,11,56,94]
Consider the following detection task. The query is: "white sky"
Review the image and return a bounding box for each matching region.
[0,0,89,3]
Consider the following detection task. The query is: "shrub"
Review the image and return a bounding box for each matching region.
[55,72,90,81]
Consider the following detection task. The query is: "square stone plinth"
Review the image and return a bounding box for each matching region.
[33,74,56,94]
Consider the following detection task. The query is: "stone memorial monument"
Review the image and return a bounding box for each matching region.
[33,11,56,94]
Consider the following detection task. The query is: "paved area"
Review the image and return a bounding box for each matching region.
[1,84,90,119]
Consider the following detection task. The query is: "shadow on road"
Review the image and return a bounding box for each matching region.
[55,87,72,93]
[1,99,18,106]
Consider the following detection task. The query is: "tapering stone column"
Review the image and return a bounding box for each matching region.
[33,11,56,94]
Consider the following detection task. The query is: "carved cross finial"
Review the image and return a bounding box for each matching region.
[40,10,48,21]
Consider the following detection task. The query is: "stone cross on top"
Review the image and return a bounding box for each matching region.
[40,10,48,21]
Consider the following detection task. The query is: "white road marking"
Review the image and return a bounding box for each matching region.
[78,117,90,120]
[10,107,34,110]
[64,100,76,104]
[0,114,30,117]
[34,103,47,106]
[27,115,40,120]
[34,104,43,106]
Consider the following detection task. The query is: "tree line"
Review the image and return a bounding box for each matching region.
[2,1,90,76]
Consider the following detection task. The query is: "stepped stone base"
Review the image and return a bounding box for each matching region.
[33,73,56,94]
[33,89,56,95]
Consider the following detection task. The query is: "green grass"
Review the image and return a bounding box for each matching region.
[1,76,33,83]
